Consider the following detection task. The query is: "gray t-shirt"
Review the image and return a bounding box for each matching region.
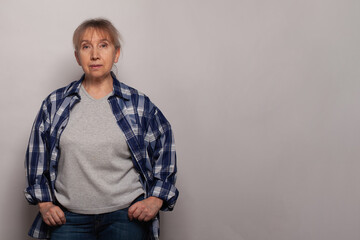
[54,84,144,214]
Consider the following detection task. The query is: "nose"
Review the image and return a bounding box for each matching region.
[90,48,100,60]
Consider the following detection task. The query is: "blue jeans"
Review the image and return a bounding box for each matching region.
[51,196,148,240]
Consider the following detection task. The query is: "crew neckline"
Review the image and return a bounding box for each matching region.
[80,84,114,101]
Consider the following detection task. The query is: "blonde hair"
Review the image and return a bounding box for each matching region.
[73,18,122,51]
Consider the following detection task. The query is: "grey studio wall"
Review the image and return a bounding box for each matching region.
[1,0,360,239]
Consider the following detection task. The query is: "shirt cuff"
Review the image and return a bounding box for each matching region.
[148,179,179,211]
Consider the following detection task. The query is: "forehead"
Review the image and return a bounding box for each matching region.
[80,27,112,42]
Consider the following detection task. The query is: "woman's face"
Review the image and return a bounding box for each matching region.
[75,28,120,81]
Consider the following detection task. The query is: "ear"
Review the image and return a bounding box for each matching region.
[114,48,120,63]
[74,51,81,66]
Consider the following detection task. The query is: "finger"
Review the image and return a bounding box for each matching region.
[47,216,57,226]
[128,205,138,221]
[47,207,62,225]
[144,213,155,222]
[128,203,137,215]
[137,211,148,221]
[52,211,63,225]
[128,202,143,220]
[60,212,66,224]
[56,208,66,224]
[143,216,151,222]
[132,207,143,220]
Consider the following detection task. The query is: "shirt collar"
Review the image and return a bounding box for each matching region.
[111,72,131,100]
[64,72,131,101]
[64,74,84,97]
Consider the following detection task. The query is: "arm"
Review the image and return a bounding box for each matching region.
[128,107,178,221]
[146,107,178,211]
[24,101,53,205]
[25,101,66,226]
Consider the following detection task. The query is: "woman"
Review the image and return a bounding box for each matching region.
[24,18,178,240]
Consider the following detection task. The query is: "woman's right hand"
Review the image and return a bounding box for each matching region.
[38,202,66,226]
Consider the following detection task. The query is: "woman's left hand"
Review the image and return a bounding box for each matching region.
[128,196,163,222]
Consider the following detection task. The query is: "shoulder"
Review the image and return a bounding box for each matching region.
[119,81,157,115]
[42,80,80,107]
[38,80,80,119]
[121,82,172,129]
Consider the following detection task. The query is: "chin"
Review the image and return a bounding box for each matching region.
[86,71,111,80]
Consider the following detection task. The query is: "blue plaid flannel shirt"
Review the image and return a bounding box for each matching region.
[24,73,178,239]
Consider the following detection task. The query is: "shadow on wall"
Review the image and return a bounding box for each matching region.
[22,204,38,239]
[6,145,39,239]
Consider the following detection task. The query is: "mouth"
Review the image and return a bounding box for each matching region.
[89,64,102,69]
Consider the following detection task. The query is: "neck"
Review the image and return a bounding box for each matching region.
[82,73,114,99]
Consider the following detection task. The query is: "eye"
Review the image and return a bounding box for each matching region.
[82,45,90,50]
[100,43,108,48]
